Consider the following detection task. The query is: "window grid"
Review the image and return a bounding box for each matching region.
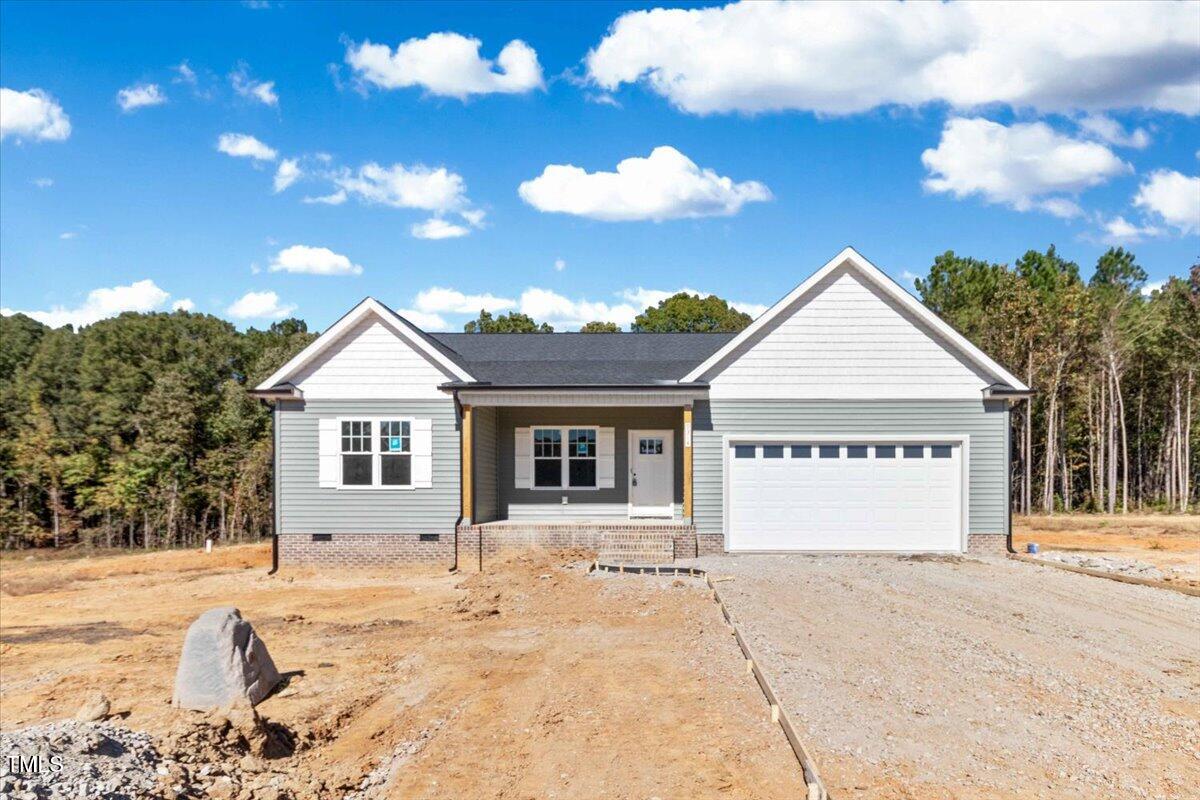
[568,428,597,488]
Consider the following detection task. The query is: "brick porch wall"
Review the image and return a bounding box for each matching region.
[967,533,1008,555]
[278,533,454,567]
[455,523,699,568]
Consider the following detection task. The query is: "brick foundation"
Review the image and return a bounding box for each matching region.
[278,533,455,567]
[967,533,1008,555]
[696,533,725,556]
[456,522,698,569]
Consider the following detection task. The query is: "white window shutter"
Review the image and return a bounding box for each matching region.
[514,427,532,489]
[318,418,339,488]
[597,427,615,488]
[412,418,433,488]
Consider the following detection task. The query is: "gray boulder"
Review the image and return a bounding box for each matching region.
[172,607,281,711]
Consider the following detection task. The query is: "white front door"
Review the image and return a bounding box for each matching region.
[629,430,673,517]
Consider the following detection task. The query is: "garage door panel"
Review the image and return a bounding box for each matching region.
[728,441,962,552]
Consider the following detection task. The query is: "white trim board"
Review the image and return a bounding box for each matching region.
[256,298,473,391]
[720,433,971,554]
[682,247,1029,392]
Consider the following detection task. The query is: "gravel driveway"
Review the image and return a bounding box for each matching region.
[693,554,1200,800]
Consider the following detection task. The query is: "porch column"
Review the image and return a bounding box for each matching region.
[683,405,693,522]
[461,403,473,525]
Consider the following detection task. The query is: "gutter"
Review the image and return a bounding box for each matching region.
[439,381,710,392]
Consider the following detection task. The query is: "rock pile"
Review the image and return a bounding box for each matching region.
[0,720,162,800]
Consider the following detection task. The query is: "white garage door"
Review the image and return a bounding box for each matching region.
[727,442,963,552]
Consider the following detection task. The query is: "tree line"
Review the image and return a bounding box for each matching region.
[0,247,1195,550]
[916,247,1197,514]
[0,314,315,550]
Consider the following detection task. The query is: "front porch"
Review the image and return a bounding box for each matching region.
[452,387,702,566]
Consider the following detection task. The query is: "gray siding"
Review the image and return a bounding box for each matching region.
[496,407,683,516]
[693,399,1009,537]
[472,406,500,524]
[277,399,460,534]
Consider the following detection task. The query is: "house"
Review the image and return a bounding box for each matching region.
[252,247,1031,568]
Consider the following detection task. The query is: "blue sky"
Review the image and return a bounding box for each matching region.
[2,0,1197,331]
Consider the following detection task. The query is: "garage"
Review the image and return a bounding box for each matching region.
[726,440,964,552]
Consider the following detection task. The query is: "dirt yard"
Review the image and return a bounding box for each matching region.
[696,553,1200,800]
[1014,513,1200,586]
[0,545,805,799]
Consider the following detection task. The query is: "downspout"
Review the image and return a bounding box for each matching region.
[265,400,281,574]
[451,391,463,572]
[1006,398,1019,554]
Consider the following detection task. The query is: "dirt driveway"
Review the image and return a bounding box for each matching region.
[1,545,804,799]
[695,553,1200,800]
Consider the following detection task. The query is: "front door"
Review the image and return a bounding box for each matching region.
[629,430,673,517]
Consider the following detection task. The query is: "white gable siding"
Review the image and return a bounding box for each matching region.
[292,317,451,399]
[707,266,993,399]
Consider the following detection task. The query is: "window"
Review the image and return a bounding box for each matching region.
[931,445,952,459]
[533,428,563,488]
[338,418,416,488]
[763,445,784,458]
[341,420,373,485]
[819,445,840,459]
[639,437,663,455]
[380,420,412,486]
[568,428,597,488]
[734,445,756,459]
[903,445,924,459]
[791,445,811,458]
[847,445,868,459]
[875,445,896,458]
[530,427,599,489]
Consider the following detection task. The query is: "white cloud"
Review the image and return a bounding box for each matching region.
[216,132,277,161]
[519,287,640,329]
[398,283,768,330]
[1077,114,1151,149]
[394,308,450,330]
[303,189,347,205]
[31,177,53,188]
[333,161,469,212]
[1101,215,1163,244]
[1,279,171,328]
[1140,280,1166,297]
[900,270,921,288]
[345,32,543,98]
[921,117,1130,217]
[117,83,166,112]
[619,286,766,317]
[459,208,486,227]
[230,64,279,106]
[586,2,1200,116]
[273,158,301,192]
[268,244,363,276]
[411,217,470,239]
[171,298,196,312]
[414,287,516,314]
[173,62,197,85]
[1,87,71,142]
[619,286,703,308]
[226,290,296,320]
[1133,169,1200,234]
[732,301,768,319]
[59,231,77,240]
[554,258,566,272]
[518,146,771,222]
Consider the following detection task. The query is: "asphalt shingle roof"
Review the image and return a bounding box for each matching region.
[426,332,735,385]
